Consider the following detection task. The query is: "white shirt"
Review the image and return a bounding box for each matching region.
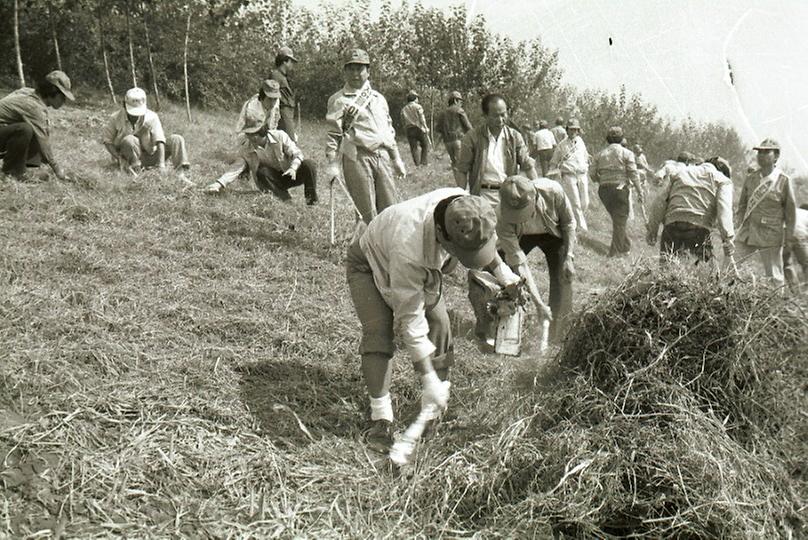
[534,128,556,150]
[481,128,507,185]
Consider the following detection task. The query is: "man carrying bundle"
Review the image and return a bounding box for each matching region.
[324,49,406,224]
[0,70,74,181]
[435,91,471,167]
[400,89,430,166]
[645,157,736,267]
[735,138,797,287]
[346,189,521,451]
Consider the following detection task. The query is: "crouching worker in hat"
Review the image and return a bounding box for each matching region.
[102,87,190,177]
[205,102,318,204]
[469,176,572,345]
[346,189,521,452]
[235,79,282,145]
[0,70,74,181]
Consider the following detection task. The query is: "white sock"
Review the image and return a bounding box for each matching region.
[369,393,394,422]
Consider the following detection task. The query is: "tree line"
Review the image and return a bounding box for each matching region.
[2,0,747,173]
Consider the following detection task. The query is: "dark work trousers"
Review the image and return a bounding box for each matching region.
[537,148,554,177]
[405,126,430,166]
[254,159,318,204]
[598,184,632,256]
[277,105,297,142]
[0,123,41,177]
[659,221,713,263]
[445,140,461,166]
[468,234,573,343]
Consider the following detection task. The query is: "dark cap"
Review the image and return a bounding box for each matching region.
[449,90,463,100]
[408,89,419,98]
[444,196,498,269]
[46,70,75,101]
[344,48,370,66]
[607,126,623,140]
[500,176,537,225]
[277,46,297,62]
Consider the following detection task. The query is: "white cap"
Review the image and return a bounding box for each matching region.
[124,87,148,116]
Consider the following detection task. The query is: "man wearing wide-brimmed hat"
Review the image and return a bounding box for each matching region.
[646,157,736,266]
[205,103,317,204]
[102,87,190,176]
[469,175,574,344]
[735,138,797,286]
[400,89,430,166]
[0,70,74,181]
[435,90,471,166]
[549,118,590,231]
[325,48,406,224]
[269,46,299,142]
[346,189,520,452]
[589,126,643,257]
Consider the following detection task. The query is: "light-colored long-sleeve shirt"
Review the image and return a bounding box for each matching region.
[0,88,56,167]
[736,167,797,247]
[589,143,641,191]
[550,135,588,175]
[401,101,428,131]
[358,187,465,362]
[325,83,396,161]
[102,108,166,155]
[497,178,576,267]
[647,162,735,246]
[214,129,303,188]
[235,94,279,135]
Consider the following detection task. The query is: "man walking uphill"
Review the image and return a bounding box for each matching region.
[346,189,521,452]
[400,90,430,166]
[269,46,299,142]
[325,49,406,224]
[589,126,643,257]
[0,70,74,181]
[436,91,471,167]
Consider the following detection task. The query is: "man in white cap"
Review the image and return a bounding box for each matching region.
[646,157,736,266]
[346,189,520,451]
[205,104,317,204]
[549,118,589,231]
[735,138,797,286]
[436,90,471,167]
[102,87,190,176]
[269,46,298,141]
[0,70,74,181]
[400,89,430,166]
[325,48,406,224]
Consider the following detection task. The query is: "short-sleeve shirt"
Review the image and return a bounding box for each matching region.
[102,109,166,155]
[0,88,56,166]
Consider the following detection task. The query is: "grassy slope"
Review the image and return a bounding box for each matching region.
[0,92,662,538]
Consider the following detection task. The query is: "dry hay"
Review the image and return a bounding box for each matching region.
[411,266,807,538]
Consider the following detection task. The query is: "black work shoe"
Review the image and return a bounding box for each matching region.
[361,419,395,453]
[306,197,318,206]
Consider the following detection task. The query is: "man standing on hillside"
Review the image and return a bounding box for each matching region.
[102,87,190,177]
[400,90,430,166]
[549,119,589,231]
[533,120,556,177]
[436,91,471,167]
[646,157,735,266]
[735,138,797,287]
[324,49,406,224]
[589,126,643,257]
[453,93,537,208]
[346,189,521,451]
[0,70,74,181]
[205,103,317,203]
[269,46,299,142]
[550,116,566,144]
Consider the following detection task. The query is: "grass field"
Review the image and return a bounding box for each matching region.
[1,92,796,538]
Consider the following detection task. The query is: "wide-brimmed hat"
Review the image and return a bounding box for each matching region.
[567,118,581,130]
[241,107,267,134]
[277,46,297,62]
[45,70,75,101]
[260,79,281,99]
[124,87,148,116]
[753,138,780,151]
[344,48,370,66]
[500,176,537,225]
[444,196,497,269]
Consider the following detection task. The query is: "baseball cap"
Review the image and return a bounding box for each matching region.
[344,48,370,66]
[277,46,297,62]
[607,126,623,140]
[260,79,281,99]
[45,70,75,101]
[555,116,565,124]
[241,107,267,134]
[753,138,780,151]
[567,118,581,130]
[443,196,497,269]
[500,176,537,225]
[449,90,463,100]
[706,156,731,178]
[408,89,419,98]
[124,87,148,116]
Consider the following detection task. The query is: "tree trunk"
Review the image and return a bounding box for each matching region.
[183,9,192,122]
[97,1,117,104]
[142,2,160,110]
[125,0,138,87]
[48,1,63,71]
[13,0,25,87]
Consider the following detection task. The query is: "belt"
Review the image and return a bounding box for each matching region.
[480,183,501,190]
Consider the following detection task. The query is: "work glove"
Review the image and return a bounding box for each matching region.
[283,167,297,181]
[205,181,223,193]
[420,370,450,412]
[493,262,520,288]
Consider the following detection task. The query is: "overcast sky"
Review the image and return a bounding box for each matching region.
[294,0,808,174]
